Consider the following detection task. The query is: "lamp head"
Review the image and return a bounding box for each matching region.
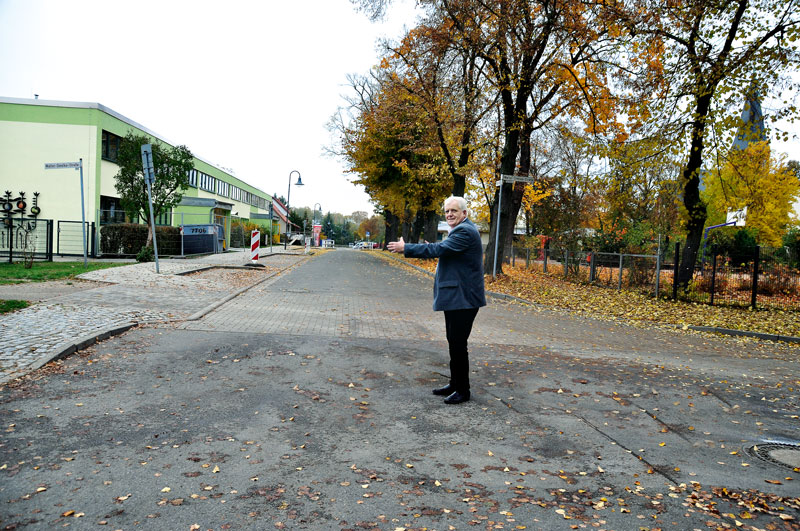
[295,176,304,186]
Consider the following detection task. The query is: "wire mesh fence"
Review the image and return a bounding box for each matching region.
[508,243,800,311]
[692,247,800,310]
[509,246,665,297]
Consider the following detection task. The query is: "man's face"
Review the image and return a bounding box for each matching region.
[444,200,467,229]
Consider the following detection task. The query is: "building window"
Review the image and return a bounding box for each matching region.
[199,171,215,192]
[216,180,229,197]
[101,131,122,162]
[99,195,125,224]
[187,169,197,187]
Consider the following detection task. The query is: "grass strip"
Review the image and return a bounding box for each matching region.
[0,300,30,314]
[0,261,130,284]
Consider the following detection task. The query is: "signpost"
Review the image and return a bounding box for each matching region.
[45,159,87,266]
[140,144,160,273]
[492,174,535,279]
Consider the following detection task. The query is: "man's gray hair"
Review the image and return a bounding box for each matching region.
[443,195,468,212]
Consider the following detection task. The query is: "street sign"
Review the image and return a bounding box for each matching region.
[45,162,80,169]
[140,144,155,185]
[366,231,370,239]
[501,173,536,184]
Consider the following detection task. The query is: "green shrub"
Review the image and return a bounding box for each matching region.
[136,245,154,262]
[730,228,758,266]
[782,228,800,267]
[100,223,181,256]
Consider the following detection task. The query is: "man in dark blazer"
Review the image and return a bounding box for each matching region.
[387,196,486,404]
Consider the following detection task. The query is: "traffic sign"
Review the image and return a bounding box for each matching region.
[45,162,80,169]
[141,144,155,185]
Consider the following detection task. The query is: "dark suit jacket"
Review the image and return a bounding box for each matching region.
[403,218,486,311]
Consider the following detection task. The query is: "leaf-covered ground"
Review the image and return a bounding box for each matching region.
[378,251,800,339]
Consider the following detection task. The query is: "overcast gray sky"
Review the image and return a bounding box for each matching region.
[0,0,419,216]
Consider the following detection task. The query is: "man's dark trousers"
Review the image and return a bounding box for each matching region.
[444,308,479,392]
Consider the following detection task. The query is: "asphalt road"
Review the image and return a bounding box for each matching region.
[1,249,799,530]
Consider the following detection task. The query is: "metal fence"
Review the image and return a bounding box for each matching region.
[510,246,665,297]
[95,211,277,257]
[690,246,799,311]
[96,211,227,257]
[0,218,53,262]
[509,243,800,311]
[56,221,96,257]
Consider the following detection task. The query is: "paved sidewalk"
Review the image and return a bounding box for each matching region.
[0,248,308,385]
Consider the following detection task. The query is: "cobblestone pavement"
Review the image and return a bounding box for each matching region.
[0,248,308,384]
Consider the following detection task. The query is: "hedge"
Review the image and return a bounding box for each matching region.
[100,223,181,256]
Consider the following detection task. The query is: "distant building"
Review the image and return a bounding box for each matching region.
[732,89,767,151]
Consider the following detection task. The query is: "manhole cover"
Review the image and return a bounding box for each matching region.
[746,443,800,470]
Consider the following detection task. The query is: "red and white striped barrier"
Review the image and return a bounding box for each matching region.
[251,230,260,262]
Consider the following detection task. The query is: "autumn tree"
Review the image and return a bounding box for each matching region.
[431,0,621,274]
[381,15,497,198]
[604,0,800,288]
[524,124,603,249]
[331,72,451,245]
[356,214,386,242]
[702,142,799,247]
[596,134,683,253]
[351,0,620,274]
[114,132,194,247]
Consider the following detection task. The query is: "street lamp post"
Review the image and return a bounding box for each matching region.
[285,170,303,250]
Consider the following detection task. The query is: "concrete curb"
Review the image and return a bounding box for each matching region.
[682,325,800,344]
[377,251,800,345]
[0,322,136,386]
[0,254,312,386]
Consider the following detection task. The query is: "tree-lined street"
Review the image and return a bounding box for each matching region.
[1,250,798,529]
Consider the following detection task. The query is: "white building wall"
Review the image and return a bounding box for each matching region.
[0,120,98,223]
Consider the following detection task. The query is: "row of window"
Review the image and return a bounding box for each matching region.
[187,168,269,209]
[102,130,270,212]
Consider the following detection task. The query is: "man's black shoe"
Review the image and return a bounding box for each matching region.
[432,384,455,396]
[444,390,470,404]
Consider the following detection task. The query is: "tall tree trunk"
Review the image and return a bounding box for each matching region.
[484,112,535,273]
[423,210,439,242]
[676,93,713,290]
[401,206,413,242]
[409,209,426,243]
[383,209,400,249]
